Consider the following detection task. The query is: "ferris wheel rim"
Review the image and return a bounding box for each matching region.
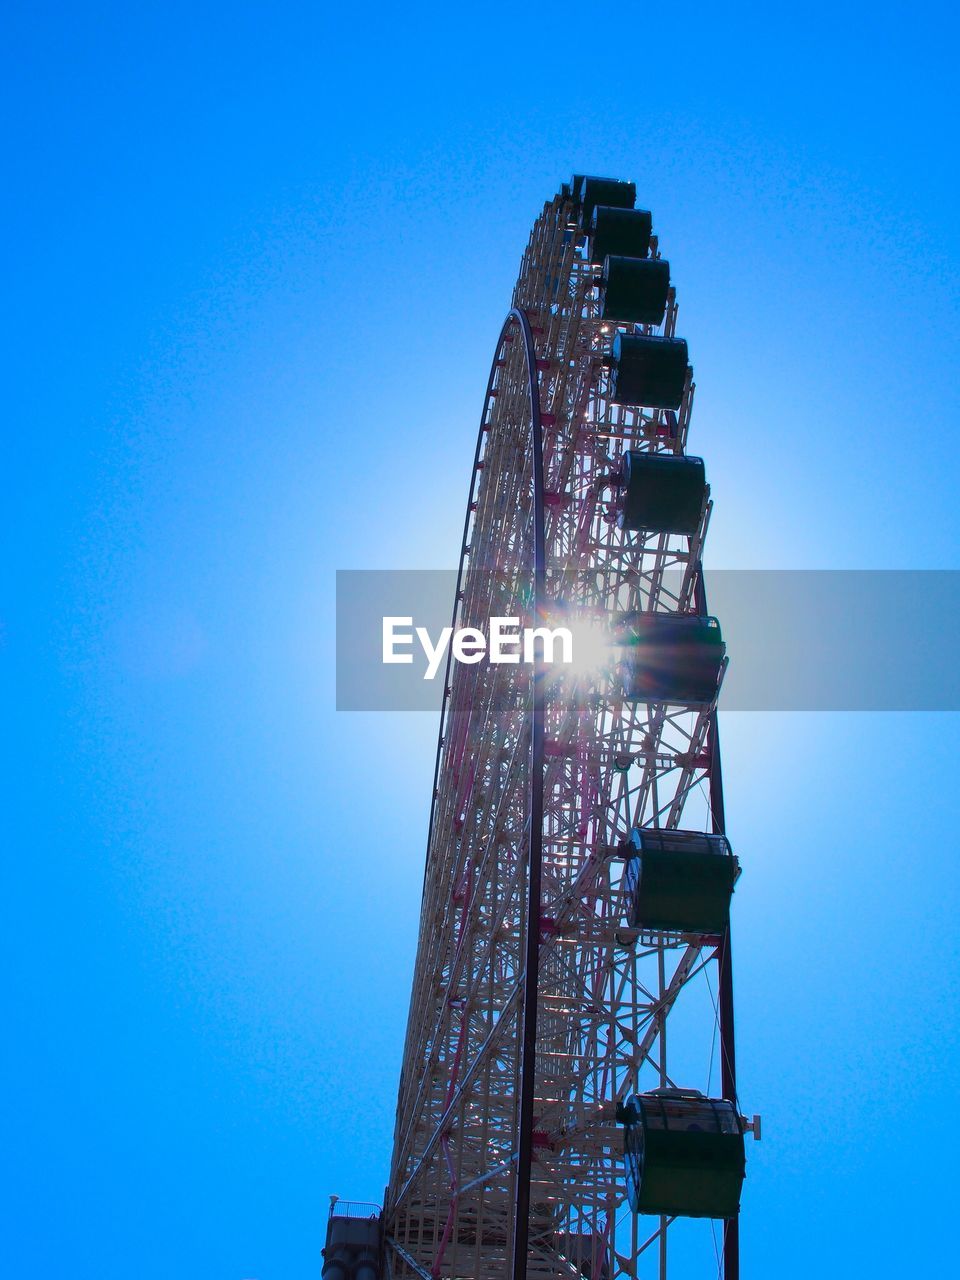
[421,306,547,890]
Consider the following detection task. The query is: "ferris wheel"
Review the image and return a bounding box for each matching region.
[324,176,757,1280]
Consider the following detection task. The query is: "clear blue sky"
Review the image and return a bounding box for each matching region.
[2,2,958,1276]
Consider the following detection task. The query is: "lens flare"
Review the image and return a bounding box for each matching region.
[542,609,616,685]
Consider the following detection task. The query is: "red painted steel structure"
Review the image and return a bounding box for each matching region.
[382,178,751,1280]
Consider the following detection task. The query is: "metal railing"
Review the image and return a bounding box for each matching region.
[328,1196,381,1220]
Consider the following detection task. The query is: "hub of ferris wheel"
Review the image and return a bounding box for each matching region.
[324,176,760,1280]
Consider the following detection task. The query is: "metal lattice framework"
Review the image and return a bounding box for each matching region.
[384,183,746,1280]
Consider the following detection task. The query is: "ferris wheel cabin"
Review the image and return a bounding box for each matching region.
[618,449,707,535]
[589,206,654,263]
[621,828,739,935]
[600,255,671,325]
[610,333,691,410]
[569,173,637,225]
[619,1091,746,1219]
[617,612,726,705]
